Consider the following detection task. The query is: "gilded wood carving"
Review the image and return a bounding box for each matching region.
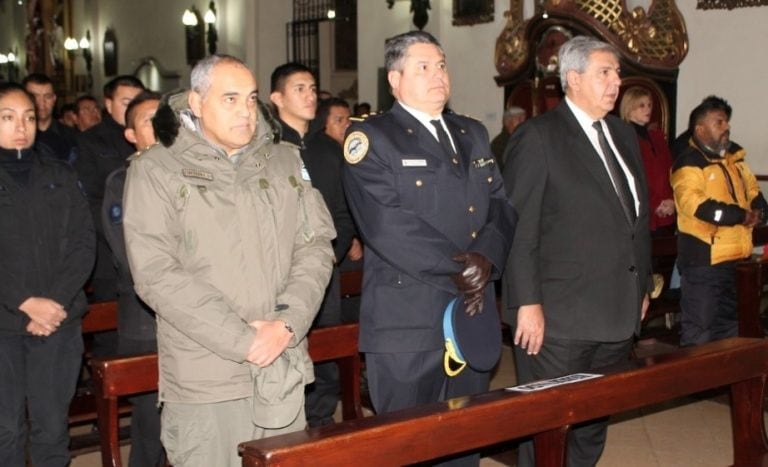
[495,0,689,82]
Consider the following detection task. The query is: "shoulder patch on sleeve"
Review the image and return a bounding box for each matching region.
[344,131,369,165]
[108,203,123,224]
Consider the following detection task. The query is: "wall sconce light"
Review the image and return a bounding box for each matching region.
[204,1,218,55]
[0,49,19,82]
[183,5,205,66]
[63,31,93,91]
[81,31,93,90]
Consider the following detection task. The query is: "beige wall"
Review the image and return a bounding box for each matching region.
[356,1,768,173]
[65,0,287,97]
[0,1,25,79]
[675,2,768,173]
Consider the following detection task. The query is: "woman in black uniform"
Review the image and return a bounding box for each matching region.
[0,83,95,467]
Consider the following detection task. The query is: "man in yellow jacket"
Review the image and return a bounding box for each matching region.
[671,96,767,346]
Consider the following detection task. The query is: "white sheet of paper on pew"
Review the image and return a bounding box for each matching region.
[506,373,603,392]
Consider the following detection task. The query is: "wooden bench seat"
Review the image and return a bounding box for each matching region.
[71,266,365,429]
[69,301,124,427]
[90,322,362,467]
[239,337,768,467]
[736,259,768,339]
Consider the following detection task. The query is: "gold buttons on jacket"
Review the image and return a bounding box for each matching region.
[471,231,477,239]
[468,205,475,213]
[452,157,459,165]
[415,179,423,187]
[487,176,493,184]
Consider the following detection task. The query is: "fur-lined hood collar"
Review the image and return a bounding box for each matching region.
[151,89,282,151]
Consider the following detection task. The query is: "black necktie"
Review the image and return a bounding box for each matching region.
[430,119,456,157]
[592,120,636,225]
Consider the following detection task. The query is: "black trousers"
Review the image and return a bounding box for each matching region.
[366,349,490,466]
[513,335,633,467]
[0,323,83,467]
[679,261,739,347]
[305,268,342,428]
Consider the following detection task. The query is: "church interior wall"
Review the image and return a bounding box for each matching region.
[1,0,765,172]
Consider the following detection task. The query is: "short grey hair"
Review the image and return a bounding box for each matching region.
[384,31,444,72]
[558,36,618,92]
[190,54,248,97]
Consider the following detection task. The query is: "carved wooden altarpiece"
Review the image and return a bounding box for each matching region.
[494,0,688,137]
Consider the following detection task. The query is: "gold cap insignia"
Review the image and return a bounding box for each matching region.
[344,131,369,165]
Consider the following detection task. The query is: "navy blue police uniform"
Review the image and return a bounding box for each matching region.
[343,101,516,415]
[102,159,165,467]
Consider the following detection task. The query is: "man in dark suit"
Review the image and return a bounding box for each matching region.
[343,31,516,465]
[502,36,652,467]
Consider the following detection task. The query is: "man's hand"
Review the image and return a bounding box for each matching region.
[451,252,492,294]
[515,304,545,355]
[641,293,650,321]
[246,320,293,368]
[655,199,675,217]
[346,238,363,261]
[19,297,66,334]
[744,209,763,228]
[451,252,492,315]
[26,320,54,337]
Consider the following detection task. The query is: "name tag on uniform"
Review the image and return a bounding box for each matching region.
[402,159,427,167]
[472,158,495,169]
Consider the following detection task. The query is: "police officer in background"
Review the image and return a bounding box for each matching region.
[342,31,516,466]
[102,91,165,467]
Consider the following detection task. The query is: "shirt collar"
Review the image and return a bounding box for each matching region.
[398,101,445,129]
[565,96,603,134]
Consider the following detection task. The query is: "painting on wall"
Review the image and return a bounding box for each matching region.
[452,0,494,26]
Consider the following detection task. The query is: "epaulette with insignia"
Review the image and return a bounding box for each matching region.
[459,113,482,123]
[127,149,145,162]
[127,142,158,162]
[349,110,385,123]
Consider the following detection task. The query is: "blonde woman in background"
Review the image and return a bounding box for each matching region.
[620,86,676,235]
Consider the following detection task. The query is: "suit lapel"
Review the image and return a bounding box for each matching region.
[556,103,634,229]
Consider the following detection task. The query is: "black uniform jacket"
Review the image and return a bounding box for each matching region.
[0,146,95,334]
[102,165,157,342]
[502,101,652,342]
[74,115,135,218]
[343,102,517,353]
[280,120,356,260]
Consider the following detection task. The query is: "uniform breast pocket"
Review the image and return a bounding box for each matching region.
[396,166,438,216]
[470,163,496,189]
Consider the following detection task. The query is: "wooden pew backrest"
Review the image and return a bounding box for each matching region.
[736,260,768,339]
[239,337,768,467]
[81,300,119,334]
[91,323,362,467]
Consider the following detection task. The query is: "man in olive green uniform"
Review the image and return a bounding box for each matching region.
[123,54,335,467]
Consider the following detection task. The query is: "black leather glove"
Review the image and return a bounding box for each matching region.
[451,252,492,316]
